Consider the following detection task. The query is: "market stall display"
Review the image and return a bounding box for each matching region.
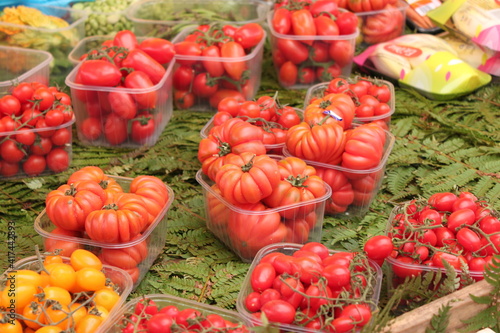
[0,0,499,332]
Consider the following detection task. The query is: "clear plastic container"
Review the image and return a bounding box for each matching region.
[199,108,304,154]
[0,5,87,83]
[0,116,75,180]
[34,175,175,289]
[355,0,409,45]
[283,128,395,219]
[0,46,53,94]
[3,254,133,332]
[98,293,251,333]
[267,9,359,90]
[126,0,270,39]
[65,56,174,148]
[303,76,396,128]
[236,243,383,332]
[196,166,332,262]
[171,26,266,112]
[384,203,486,289]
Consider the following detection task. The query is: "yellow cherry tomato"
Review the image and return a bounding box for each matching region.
[22,301,46,329]
[1,283,37,313]
[75,268,106,291]
[45,263,76,291]
[70,249,103,271]
[69,302,87,327]
[42,286,72,306]
[75,314,103,333]
[44,304,74,330]
[93,288,120,312]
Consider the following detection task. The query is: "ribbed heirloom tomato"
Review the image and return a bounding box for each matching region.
[215,152,280,205]
[198,118,266,181]
[85,193,149,243]
[45,181,107,231]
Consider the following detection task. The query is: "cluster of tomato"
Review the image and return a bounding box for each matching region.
[172,22,265,110]
[385,191,500,284]
[0,250,124,333]
[207,94,302,153]
[309,76,393,129]
[287,93,389,214]
[243,242,377,332]
[270,0,359,87]
[333,0,406,45]
[43,166,170,283]
[0,81,74,178]
[198,137,329,259]
[119,298,250,333]
[75,30,175,146]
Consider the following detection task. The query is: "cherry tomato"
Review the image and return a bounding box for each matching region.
[46,148,70,172]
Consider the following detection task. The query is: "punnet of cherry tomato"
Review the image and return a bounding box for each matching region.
[338,0,409,45]
[373,190,500,289]
[236,242,383,333]
[282,95,396,218]
[196,154,332,262]
[100,294,253,332]
[171,22,267,111]
[200,92,304,154]
[268,0,360,89]
[65,30,176,148]
[0,248,133,332]
[0,81,75,179]
[33,166,175,288]
[304,76,395,130]
[0,46,52,95]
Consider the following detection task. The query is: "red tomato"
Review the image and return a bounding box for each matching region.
[31,137,53,156]
[174,90,195,109]
[113,29,138,50]
[208,90,245,109]
[22,155,46,176]
[192,72,219,98]
[291,9,316,44]
[272,7,292,34]
[32,87,55,111]
[310,0,340,17]
[78,60,122,87]
[277,38,309,65]
[80,117,102,141]
[46,148,70,173]
[11,82,34,104]
[174,41,202,66]
[108,90,137,120]
[122,49,166,84]
[328,40,354,67]
[14,128,36,146]
[124,71,157,109]
[0,95,21,116]
[278,61,298,87]
[220,42,246,80]
[309,41,330,63]
[131,112,155,144]
[173,66,195,91]
[103,114,128,145]
[314,15,339,37]
[260,300,296,324]
[447,208,476,232]
[233,23,264,49]
[139,38,175,65]
[392,256,422,278]
[1,139,25,163]
[364,235,393,260]
[456,227,481,253]
[201,45,225,77]
[432,251,466,270]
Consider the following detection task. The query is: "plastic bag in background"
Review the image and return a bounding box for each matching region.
[353,34,492,100]
[427,0,500,55]
[441,33,500,77]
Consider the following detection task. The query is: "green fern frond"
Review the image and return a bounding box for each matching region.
[425,304,451,333]
[386,167,417,195]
